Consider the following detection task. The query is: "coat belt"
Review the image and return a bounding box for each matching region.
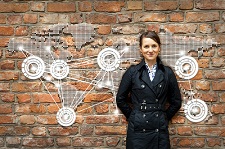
[134,103,163,112]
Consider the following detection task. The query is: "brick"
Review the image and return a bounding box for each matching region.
[195,80,210,90]
[144,1,178,11]
[80,125,94,135]
[220,93,225,102]
[86,13,116,24]
[16,94,31,103]
[0,83,10,92]
[23,14,38,24]
[196,0,225,9]
[48,127,78,136]
[1,93,14,102]
[0,104,12,114]
[39,13,58,24]
[20,115,36,124]
[207,138,221,147]
[12,82,42,92]
[106,136,120,147]
[127,1,142,10]
[0,26,14,36]
[164,24,197,34]
[118,13,132,23]
[215,23,225,33]
[56,137,71,146]
[211,103,225,114]
[0,37,9,47]
[169,12,184,22]
[171,115,185,124]
[186,12,219,22]
[37,115,57,125]
[6,137,21,148]
[47,104,59,114]
[0,71,18,81]
[70,13,83,24]
[0,60,15,69]
[211,34,225,44]
[86,115,119,124]
[95,126,126,135]
[212,81,225,90]
[134,12,167,22]
[94,104,109,114]
[197,58,209,68]
[205,69,225,79]
[58,14,70,24]
[112,24,145,34]
[31,127,46,136]
[194,127,225,136]
[211,58,225,67]
[14,126,30,135]
[0,115,16,124]
[97,25,111,35]
[22,137,54,147]
[15,26,28,36]
[31,2,45,12]
[199,23,213,34]
[33,93,60,103]
[94,1,124,12]
[0,14,6,23]
[15,104,46,114]
[6,51,27,59]
[177,126,193,136]
[78,1,92,12]
[0,3,29,12]
[0,126,13,135]
[84,93,113,103]
[7,15,22,24]
[76,103,93,114]
[47,2,76,12]
[179,0,194,10]
[171,137,205,148]
[199,92,218,102]
[72,137,104,147]
[147,24,160,32]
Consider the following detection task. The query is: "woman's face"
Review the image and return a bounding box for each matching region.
[140,37,160,63]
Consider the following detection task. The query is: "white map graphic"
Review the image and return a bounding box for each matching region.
[8,23,217,126]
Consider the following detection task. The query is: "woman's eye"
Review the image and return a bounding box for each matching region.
[144,45,149,48]
[152,44,157,48]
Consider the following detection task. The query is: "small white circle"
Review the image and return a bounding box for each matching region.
[22,56,45,79]
[56,107,76,127]
[97,47,121,71]
[50,60,69,79]
[175,56,198,80]
[184,99,208,123]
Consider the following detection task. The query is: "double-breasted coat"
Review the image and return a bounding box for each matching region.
[116,58,182,149]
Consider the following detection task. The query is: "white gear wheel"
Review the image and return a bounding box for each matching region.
[50,60,69,79]
[56,107,76,127]
[97,47,121,72]
[184,99,208,123]
[175,56,198,80]
[21,56,45,79]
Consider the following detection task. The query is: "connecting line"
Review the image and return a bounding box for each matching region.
[68,57,98,67]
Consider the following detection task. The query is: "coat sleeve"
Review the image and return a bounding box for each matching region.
[116,66,133,119]
[166,67,182,120]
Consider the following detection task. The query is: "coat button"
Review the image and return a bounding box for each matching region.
[141,84,145,88]
[155,129,159,132]
[143,114,146,118]
[146,121,149,123]
[155,113,159,117]
[143,129,146,132]
[158,84,162,88]
[155,99,158,103]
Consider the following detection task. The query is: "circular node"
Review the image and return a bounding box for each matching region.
[21,56,45,79]
[184,99,208,123]
[97,47,121,72]
[175,56,198,80]
[50,60,69,79]
[56,107,76,126]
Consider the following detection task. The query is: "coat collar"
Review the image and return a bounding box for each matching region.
[138,57,165,96]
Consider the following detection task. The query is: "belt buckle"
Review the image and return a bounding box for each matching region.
[141,102,147,110]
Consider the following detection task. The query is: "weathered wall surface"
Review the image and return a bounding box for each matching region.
[0,0,225,148]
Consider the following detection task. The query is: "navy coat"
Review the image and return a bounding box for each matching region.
[116,58,182,149]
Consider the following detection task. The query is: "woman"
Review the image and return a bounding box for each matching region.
[116,31,182,149]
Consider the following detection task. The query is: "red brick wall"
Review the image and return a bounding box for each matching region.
[0,0,225,148]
